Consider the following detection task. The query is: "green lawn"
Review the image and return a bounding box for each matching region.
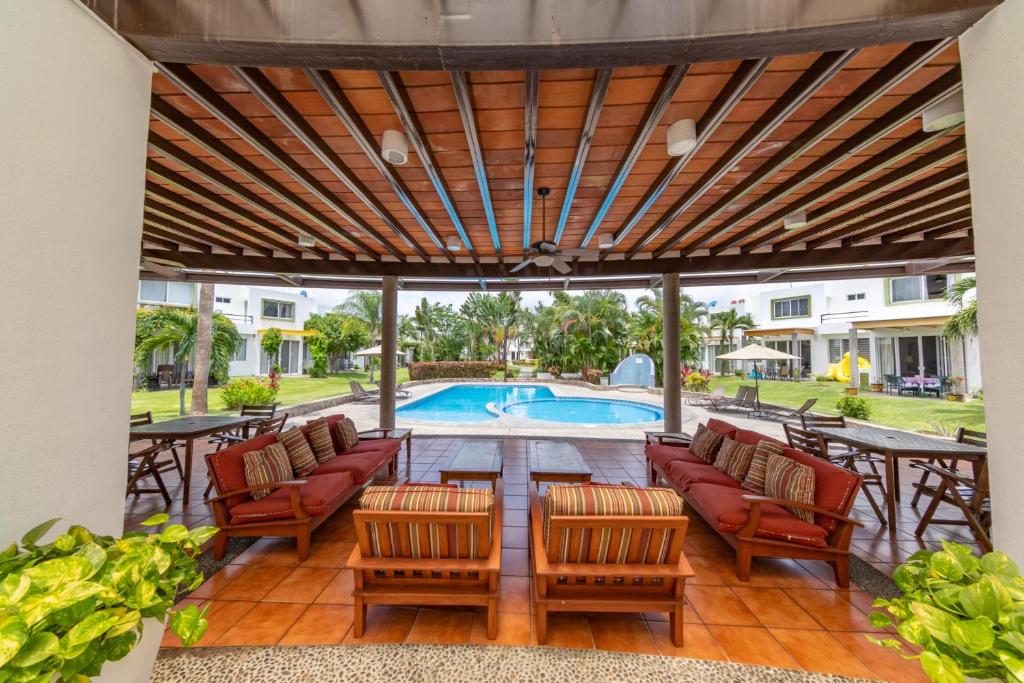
[708,376,985,435]
[132,369,410,421]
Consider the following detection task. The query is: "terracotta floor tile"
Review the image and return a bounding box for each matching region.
[706,625,799,669]
[643,603,701,624]
[682,556,728,585]
[231,538,302,567]
[263,567,338,603]
[470,612,533,646]
[315,568,355,605]
[215,602,307,646]
[188,564,247,600]
[785,589,875,631]
[405,608,475,644]
[190,600,258,647]
[300,541,356,568]
[748,558,828,589]
[732,587,820,629]
[213,564,293,601]
[498,576,531,614]
[684,586,759,626]
[542,615,594,649]
[278,604,353,645]
[770,627,876,679]
[649,621,727,661]
[343,606,417,644]
[830,631,932,682]
[501,548,530,576]
[589,616,658,654]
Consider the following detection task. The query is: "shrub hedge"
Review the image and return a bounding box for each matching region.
[408,361,504,381]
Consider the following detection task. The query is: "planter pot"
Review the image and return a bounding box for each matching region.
[599,376,609,386]
[947,394,966,402]
[96,618,164,683]
[869,383,883,392]
[536,372,552,380]
[845,387,860,396]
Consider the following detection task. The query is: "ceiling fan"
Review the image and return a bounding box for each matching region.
[508,187,599,275]
[140,256,186,280]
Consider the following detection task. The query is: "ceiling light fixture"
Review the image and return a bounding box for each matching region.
[922,92,965,132]
[783,211,807,230]
[445,237,462,251]
[597,233,614,249]
[297,234,316,247]
[381,129,409,165]
[666,118,697,157]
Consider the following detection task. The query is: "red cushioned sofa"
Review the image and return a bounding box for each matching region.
[646,418,863,587]
[205,415,403,560]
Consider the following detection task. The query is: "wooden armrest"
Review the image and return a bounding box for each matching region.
[207,479,308,503]
[538,562,695,579]
[741,495,863,526]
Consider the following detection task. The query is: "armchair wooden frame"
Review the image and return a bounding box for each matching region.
[527,483,693,646]
[348,481,504,639]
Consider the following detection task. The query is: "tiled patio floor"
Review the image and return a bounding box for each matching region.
[125,434,984,682]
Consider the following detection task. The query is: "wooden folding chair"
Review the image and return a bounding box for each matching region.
[130,411,183,477]
[127,440,175,505]
[914,458,991,552]
[910,428,986,507]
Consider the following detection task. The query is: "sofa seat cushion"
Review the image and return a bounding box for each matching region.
[229,472,355,525]
[665,460,741,490]
[646,444,705,471]
[311,450,392,483]
[686,483,828,548]
[346,438,402,457]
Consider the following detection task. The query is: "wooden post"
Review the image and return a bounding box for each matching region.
[380,276,398,429]
[663,273,682,432]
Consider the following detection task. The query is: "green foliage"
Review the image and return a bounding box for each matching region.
[305,312,371,372]
[943,276,978,340]
[0,516,217,680]
[260,327,284,374]
[407,361,504,380]
[581,368,603,384]
[525,290,630,374]
[305,332,329,378]
[869,542,1024,683]
[336,291,382,343]
[835,395,871,419]
[504,366,521,379]
[684,370,712,392]
[628,288,709,385]
[134,306,242,384]
[220,377,277,409]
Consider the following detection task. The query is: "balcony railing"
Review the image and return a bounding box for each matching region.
[820,310,868,323]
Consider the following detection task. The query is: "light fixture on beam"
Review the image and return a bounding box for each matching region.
[381,129,409,165]
[666,119,697,157]
[922,92,965,132]
[783,210,808,230]
[445,237,462,251]
[597,233,614,249]
[297,234,316,247]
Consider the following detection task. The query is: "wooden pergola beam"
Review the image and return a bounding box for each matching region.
[143,212,245,255]
[451,71,502,253]
[884,216,973,244]
[841,194,971,246]
[522,70,539,250]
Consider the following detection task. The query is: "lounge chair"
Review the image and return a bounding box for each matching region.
[686,385,726,407]
[713,385,756,412]
[764,398,817,422]
[351,380,410,403]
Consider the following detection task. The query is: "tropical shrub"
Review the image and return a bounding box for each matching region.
[0,515,216,680]
[581,368,603,384]
[869,542,1024,683]
[407,361,504,381]
[260,328,283,373]
[306,332,329,378]
[815,373,836,382]
[546,366,561,378]
[684,370,712,392]
[504,366,521,379]
[220,377,277,409]
[835,395,870,419]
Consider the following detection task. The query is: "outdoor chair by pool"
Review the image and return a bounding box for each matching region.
[126,439,176,505]
[686,385,726,407]
[349,481,502,639]
[710,385,752,412]
[910,427,987,507]
[528,482,693,646]
[765,398,817,422]
[130,411,183,478]
[209,404,277,451]
[351,380,411,402]
[912,453,991,552]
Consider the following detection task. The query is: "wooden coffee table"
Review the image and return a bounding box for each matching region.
[440,440,503,489]
[529,441,592,484]
[359,427,413,464]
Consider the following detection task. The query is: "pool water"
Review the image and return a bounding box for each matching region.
[396,384,663,424]
[396,384,554,422]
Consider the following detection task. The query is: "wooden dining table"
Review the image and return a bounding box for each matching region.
[814,425,987,535]
[129,415,258,507]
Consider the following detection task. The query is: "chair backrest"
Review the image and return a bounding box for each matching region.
[801,414,846,429]
[130,411,153,428]
[349,381,365,398]
[780,365,790,377]
[255,414,288,436]
[784,424,829,459]
[956,427,987,449]
[241,404,276,419]
[710,386,726,399]
[734,385,751,402]
[793,398,817,415]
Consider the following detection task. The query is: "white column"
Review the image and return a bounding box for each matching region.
[962,0,1024,561]
[0,1,153,539]
[662,273,682,432]
[379,277,398,430]
[848,327,860,391]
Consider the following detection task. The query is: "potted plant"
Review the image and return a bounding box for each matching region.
[870,378,884,392]
[869,541,1024,683]
[947,376,968,402]
[0,514,217,681]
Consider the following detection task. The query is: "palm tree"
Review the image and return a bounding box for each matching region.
[190,283,215,414]
[630,288,709,383]
[135,306,243,415]
[336,291,382,343]
[943,275,978,339]
[710,308,756,374]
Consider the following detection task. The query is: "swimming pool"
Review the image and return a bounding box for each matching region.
[396,384,663,425]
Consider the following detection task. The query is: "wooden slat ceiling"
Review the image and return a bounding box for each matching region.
[142,38,971,283]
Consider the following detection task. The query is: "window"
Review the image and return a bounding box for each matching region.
[261,299,295,320]
[771,296,810,319]
[846,292,865,301]
[139,281,194,305]
[827,338,871,364]
[889,275,947,303]
[215,296,231,304]
[232,338,247,362]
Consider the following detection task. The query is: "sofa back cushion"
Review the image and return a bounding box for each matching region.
[713,437,756,481]
[304,417,337,463]
[278,427,318,477]
[542,483,685,564]
[706,418,738,438]
[733,428,784,448]
[207,433,280,508]
[358,484,494,559]
[783,447,860,533]
[742,440,784,495]
[764,453,816,524]
[690,424,726,463]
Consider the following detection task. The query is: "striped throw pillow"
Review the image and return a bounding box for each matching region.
[713,437,756,481]
[306,417,336,463]
[542,483,684,564]
[359,485,494,559]
[741,440,785,494]
[263,442,293,480]
[690,423,725,463]
[764,453,816,524]
[277,427,318,477]
[334,417,360,451]
[242,447,291,500]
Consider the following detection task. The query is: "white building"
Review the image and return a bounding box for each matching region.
[693,274,982,393]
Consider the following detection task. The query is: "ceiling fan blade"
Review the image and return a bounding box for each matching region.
[508,258,533,273]
[558,248,600,258]
[551,257,572,275]
[140,258,184,280]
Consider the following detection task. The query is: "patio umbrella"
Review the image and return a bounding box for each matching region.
[716,343,800,416]
[354,345,406,383]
